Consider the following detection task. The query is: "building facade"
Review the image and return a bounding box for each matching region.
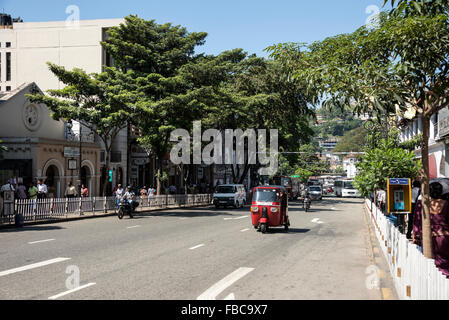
[399,108,449,179]
[0,15,128,195]
[0,83,102,196]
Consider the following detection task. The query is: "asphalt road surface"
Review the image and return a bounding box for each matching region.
[0,197,386,300]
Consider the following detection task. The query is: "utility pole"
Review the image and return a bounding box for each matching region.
[79,124,82,197]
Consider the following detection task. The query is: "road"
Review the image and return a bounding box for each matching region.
[0,197,388,300]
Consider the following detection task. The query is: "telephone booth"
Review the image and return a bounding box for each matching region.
[387,178,412,233]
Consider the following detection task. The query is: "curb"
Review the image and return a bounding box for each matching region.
[0,203,214,230]
[363,204,398,300]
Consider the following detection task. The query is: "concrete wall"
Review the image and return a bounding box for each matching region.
[0,18,123,92]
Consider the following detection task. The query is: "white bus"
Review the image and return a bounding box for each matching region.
[334,179,361,198]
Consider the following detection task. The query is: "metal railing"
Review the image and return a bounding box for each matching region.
[365,198,449,300]
[3,194,213,225]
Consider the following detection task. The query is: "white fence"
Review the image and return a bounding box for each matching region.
[2,194,214,225]
[365,199,449,300]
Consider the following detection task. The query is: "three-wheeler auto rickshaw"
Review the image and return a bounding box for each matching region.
[250,185,290,233]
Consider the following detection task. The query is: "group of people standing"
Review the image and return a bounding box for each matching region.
[64,182,89,198]
[412,180,449,278]
[374,179,449,278]
[1,179,51,200]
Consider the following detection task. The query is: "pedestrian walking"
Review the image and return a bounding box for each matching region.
[28,182,38,200]
[81,184,89,198]
[16,182,27,199]
[37,180,48,199]
[413,181,449,277]
[115,184,124,209]
[27,182,38,214]
[407,180,421,239]
[64,182,77,198]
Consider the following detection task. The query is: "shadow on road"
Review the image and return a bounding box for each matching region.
[261,228,311,235]
[135,206,237,218]
[0,225,66,233]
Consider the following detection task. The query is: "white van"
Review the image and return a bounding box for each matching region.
[213,184,247,208]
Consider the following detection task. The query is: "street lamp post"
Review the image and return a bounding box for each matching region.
[79,124,82,197]
[67,120,82,197]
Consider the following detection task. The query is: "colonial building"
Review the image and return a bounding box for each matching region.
[0,83,102,196]
[398,107,449,179]
[0,14,128,194]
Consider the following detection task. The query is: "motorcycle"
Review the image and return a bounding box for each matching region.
[303,197,311,212]
[118,199,139,219]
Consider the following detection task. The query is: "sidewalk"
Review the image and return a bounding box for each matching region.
[0,202,214,230]
[363,202,399,300]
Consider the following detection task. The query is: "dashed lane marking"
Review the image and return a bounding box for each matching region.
[28,239,55,245]
[189,244,205,250]
[197,267,255,300]
[0,258,71,277]
[48,283,97,300]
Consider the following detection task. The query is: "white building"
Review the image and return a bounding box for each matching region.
[0,15,128,195]
[398,108,449,179]
[343,154,358,179]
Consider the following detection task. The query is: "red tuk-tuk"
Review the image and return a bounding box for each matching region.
[250,185,290,233]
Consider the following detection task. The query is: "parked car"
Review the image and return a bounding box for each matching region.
[213,184,247,208]
[308,185,323,201]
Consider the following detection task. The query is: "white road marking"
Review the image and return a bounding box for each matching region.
[0,258,71,277]
[48,283,96,300]
[240,228,250,232]
[28,239,55,245]
[179,217,188,220]
[311,218,324,224]
[224,215,248,221]
[224,293,235,300]
[197,267,255,300]
[189,244,205,250]
[126,225,141,229]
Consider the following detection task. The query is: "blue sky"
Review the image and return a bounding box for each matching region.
[1,0,389,57]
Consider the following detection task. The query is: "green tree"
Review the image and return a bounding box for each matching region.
[267,3,449,259]
[101,16,212,194]
[28,64,136,196]
[333,126,369,154]
[354,139,422,197]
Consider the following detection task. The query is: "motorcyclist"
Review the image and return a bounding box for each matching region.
[300,186,311,209]
[121,186,136,212]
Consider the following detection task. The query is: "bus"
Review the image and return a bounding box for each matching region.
[270,176,294,200]
[334,179,361,198]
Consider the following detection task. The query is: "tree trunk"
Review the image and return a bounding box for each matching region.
[421,114,434,259]
[156,157,162,196]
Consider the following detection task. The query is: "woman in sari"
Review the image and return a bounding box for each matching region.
[413,182,449,277]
